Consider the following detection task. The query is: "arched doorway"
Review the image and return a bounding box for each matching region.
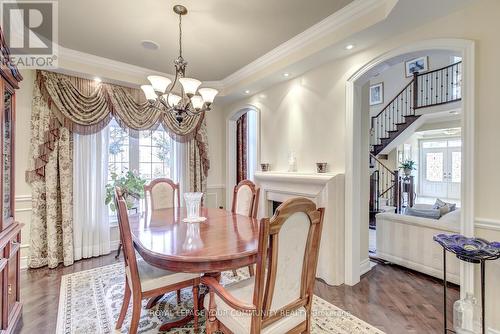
[344,39,475,297]
[225,105,260,209]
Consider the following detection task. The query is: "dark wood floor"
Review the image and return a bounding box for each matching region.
[16,254,458,334]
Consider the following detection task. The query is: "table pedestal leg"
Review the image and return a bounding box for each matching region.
[481,260,485,334]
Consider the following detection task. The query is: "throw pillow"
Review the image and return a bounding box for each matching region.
[406,207,441,219]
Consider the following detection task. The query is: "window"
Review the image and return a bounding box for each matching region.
[139,129,172,182]
[107,120,176,217]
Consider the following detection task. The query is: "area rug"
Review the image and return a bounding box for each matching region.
[56,263,384,334]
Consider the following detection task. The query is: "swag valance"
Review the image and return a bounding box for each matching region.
[27,70,209,182]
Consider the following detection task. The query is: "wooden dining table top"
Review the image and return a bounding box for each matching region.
[130,207,260,273]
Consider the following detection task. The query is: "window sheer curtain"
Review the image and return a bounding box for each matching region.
[73,127,111,260]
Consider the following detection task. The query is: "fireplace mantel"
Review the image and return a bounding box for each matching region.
[254,171,345,285]
[254,171,336,184]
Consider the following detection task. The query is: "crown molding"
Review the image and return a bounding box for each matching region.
[475,218,500,232]
[220,0,388,88]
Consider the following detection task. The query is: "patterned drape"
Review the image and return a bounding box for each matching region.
[28,83,74,268]
[27,70,210,268]
[27,70,209,184]
[236,113,247,183]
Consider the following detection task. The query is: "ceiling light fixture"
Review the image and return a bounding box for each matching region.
[344,44,355,50]
[449,110,461,115]
[244,90,251,94]
[283,72,290,77]
[141,40,160,50]
[141,5,218,124]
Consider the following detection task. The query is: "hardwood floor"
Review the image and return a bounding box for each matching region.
[314,262,459,334]
[16,254,458,334]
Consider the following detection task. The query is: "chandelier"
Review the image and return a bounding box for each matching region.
[141,5,218,124]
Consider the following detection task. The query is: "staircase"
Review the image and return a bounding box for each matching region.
[370,61,462,155]
[369,154,399,219]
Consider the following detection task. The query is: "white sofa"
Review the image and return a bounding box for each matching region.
[376,207,461,284]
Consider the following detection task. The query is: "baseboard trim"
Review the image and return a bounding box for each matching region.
[376,251,460,284]
[360,258,371,276]
[488,328,500,334]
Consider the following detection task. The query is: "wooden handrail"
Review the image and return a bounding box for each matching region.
[370,153,396,177]
[371,80,413,121]
[417,61,462,76]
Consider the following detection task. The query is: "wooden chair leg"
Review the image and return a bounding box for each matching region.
[115,242,122,259]
[248,265,255,277]
[176,289,182,304]
[206,290,218,334]
[232,269,238,277]
[145,294,163,309]
[116,281,131,329]
[193,284,199,333]
[129,294,142,334]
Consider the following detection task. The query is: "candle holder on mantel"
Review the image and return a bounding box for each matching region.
[260,163,270,172]
[433,234,500,334]
[316,162,328,173]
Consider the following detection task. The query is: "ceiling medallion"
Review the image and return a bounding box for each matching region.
[141,5,218,124]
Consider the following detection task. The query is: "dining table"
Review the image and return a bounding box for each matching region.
[129,206,260,330]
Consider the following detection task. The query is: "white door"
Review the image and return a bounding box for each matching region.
[421,138,461,200]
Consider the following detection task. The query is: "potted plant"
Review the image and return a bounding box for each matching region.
[399,160,417,177]
[105,170,146,212]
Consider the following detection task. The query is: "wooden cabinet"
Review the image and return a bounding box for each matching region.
[0,27,23,333]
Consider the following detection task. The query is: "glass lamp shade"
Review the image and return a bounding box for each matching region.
[163,93,182,107]
[190,95,204,110]
[179,77,201,96]
[198,88,218,104]
[147,75,172,93]
[141,85,157,101]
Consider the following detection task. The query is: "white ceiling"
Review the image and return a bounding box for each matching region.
[58,0,353,81]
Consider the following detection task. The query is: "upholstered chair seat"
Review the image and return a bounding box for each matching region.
[203,277,306,334]
[127,257,199,292]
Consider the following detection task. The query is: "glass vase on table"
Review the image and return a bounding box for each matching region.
[183,192,206,223]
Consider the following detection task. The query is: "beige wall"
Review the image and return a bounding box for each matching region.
[221,0,500,330]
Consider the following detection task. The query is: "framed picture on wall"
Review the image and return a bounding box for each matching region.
[405,56,428,77]
[369,82,383,106]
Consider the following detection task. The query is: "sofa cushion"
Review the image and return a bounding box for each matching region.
[406,207,441,219]
[434,199,457,214]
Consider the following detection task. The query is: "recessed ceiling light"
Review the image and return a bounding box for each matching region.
[244,90,250,94]
[94,77,102,83]
[141,40,160,50]
[344,44,355,50]
[283,72,290,77]
[449,110,460,115]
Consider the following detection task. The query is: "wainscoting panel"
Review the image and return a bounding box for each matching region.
[205,185,226,209]
[15,195,32,269]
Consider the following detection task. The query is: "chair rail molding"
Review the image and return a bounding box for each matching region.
[345,39,475,296]
[475,218,500,232]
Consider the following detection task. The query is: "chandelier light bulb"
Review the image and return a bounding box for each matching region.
[164,93,182,107]
[147,75,172,93]
[190,95,204,110]
[179,78,201,97]
[141,85,157,101]
[198,88,218,104]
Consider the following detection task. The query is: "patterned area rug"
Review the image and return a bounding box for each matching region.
[56,263,384,334]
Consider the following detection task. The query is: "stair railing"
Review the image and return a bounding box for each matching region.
[370,61,462,153]
[369,153,400,212]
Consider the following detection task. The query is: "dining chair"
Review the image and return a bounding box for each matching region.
[114,187,200,334]
[202,197,325,334]
[115,178,180,259]
[231,180,260,276]
[144,177,181,211]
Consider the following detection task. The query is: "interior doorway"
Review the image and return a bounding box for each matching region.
[226,105,260,209]
[345,39,475,295]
